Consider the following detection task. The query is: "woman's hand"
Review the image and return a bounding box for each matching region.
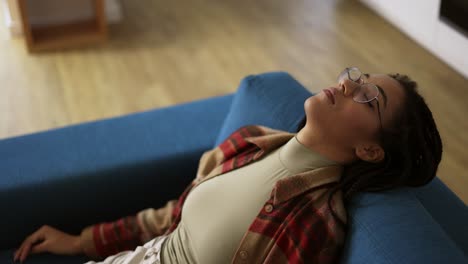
[14,225,83,263]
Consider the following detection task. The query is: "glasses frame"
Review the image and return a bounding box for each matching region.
[338,67,384,133]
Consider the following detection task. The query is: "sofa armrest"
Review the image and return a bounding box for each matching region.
[0,94,233,250]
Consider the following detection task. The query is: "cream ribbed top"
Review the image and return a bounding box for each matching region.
[161,136,337,264]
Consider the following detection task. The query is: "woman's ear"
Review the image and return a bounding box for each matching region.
[355,143,385,163]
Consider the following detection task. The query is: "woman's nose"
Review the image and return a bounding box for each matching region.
[340,78,359,97]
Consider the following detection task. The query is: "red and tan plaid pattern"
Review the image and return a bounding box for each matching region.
[80,125,346,263]
[245,182,343,264]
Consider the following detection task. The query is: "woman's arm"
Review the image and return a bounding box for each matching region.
[13,200,178,262]
[79,200,178,259]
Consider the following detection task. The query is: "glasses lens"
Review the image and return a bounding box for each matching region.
[347,67,361,82]
[337,68,349,83]
[354,84,379,103]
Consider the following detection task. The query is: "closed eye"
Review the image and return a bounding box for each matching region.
[364,94,374,109]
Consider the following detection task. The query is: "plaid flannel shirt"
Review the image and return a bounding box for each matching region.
[80,125,347,263]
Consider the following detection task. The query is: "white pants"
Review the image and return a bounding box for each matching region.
[85,235,168,264]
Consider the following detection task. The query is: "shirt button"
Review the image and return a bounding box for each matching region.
[144,249,155,259]
[239,250,249,259]
[264,204,274,213]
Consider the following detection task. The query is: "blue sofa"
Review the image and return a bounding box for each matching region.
[1,72,467,264]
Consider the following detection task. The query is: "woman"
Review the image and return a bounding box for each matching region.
[14,67,442,264]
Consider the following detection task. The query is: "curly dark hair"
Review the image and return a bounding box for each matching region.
[297,73,443,228]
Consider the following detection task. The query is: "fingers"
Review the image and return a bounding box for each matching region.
[13,226,47,262]
[14,240,46,263]
[14,243,26,262]
[19,243,32,263]
[13,247,21,262]
[30,241,47,254]
[15,240,36,263]
[14,241,29,262]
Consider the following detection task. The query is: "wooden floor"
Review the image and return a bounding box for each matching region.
[1,0,467,204]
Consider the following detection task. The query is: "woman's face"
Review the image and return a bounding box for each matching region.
[304,73,406,151]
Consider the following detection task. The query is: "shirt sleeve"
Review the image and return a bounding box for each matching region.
[79,143,224,260]
[80,200,178,260]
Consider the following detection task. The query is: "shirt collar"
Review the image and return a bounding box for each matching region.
[279,136,338,174]
[245,130,343,204]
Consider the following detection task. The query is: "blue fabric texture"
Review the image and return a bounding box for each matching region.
[215,72,313,145]
[1,72,467,264]
[413,178,468,256]
[340,185,467,264]
[0,95,232,256]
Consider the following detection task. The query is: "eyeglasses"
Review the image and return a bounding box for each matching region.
[338,67,384,132]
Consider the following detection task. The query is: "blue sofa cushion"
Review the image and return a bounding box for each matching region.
[0,95,233,251]
[215,72,313,146]
[413,178,468,256]
[341,186,467,264]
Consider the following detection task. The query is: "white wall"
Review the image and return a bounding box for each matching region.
[361,0,468,79]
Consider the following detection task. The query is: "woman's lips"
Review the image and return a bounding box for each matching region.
[323,89,335,104]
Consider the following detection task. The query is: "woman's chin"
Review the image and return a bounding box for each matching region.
[304,96,316,110]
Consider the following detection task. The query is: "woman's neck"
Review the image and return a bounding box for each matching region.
[296,127,356,165]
